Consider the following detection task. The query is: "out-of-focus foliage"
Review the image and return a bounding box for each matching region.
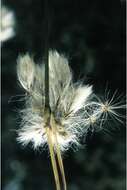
[2,0,126,190]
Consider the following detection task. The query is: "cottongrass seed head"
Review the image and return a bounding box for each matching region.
[0,5,15,42]
[16,51,125,152]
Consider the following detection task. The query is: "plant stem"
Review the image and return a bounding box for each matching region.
[44,0,51,116]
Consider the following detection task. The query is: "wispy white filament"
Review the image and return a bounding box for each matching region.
[0,6,15,42]
[17,51,124,152]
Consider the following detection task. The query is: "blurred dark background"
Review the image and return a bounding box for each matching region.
[2,0,126,190]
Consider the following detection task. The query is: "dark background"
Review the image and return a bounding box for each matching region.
[2,0,126,190]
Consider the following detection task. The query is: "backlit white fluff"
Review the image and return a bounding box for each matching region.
[70,86,92,114]
[0,6,15,42]
[17,54,35,92]
[17,51,124,152]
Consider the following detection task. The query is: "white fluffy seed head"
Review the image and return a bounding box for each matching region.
[16,51,124,152]
[0,6,15,42]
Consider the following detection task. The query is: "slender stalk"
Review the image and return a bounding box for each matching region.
[56,143,67,190]
[46,128,61,190]
[51,114,67,190]
[44,0,50,112]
